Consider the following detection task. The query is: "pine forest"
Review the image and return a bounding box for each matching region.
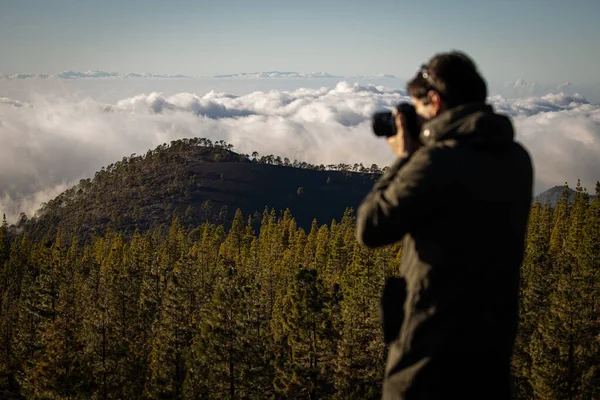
[0,181,599,399]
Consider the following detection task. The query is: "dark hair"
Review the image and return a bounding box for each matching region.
[406,51,487,107]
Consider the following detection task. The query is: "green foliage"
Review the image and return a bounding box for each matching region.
[334,242,385,399]
[1,177,600,399]
[274,267,333,399]
[186,262,272,399]
[513,181,600,399]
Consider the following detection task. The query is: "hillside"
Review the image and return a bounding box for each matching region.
[536,184,596,206]
[20,138,599,243]
[23,138,379,242]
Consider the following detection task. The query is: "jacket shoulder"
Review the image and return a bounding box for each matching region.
[402,141,463,180]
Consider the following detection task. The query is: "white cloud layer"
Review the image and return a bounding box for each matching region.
[1,82,599,222]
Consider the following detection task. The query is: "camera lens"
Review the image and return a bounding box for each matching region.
[371,103,421,141]
[372,111,396,137]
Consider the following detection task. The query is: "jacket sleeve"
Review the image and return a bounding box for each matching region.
[356,147,451,247]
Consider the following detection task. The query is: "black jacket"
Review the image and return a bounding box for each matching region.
[357,102,533,399]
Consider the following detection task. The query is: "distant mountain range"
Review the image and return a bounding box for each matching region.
[0,71,194,80]
[213,71,343,79]
[1,70,399,80]
[349,73,399,79]
[536,185,596,206]
[212,71,399,79]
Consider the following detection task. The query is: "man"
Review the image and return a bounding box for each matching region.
[357,51,533,399]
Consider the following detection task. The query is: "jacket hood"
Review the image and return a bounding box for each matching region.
[419,102,514,146]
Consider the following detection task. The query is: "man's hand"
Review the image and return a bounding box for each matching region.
[386,112,421,157]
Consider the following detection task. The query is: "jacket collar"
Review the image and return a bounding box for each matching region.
[419,102,514,146]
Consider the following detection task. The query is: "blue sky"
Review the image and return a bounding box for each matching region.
[1,0,599,84]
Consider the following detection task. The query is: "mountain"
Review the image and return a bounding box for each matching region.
[211,71,401,79]
[212,71,342,79]
[349,73,399,79]
[0,71,194,79]
[535,185,596,206]
[19,137,598,243]
[0,70,400,81]
[22,138,379,243]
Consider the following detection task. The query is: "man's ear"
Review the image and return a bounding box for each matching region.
[428,90,444,115]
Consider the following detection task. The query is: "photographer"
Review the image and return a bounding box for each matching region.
[357,51,533,399]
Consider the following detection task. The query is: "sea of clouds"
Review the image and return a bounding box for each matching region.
[1,79,599,222]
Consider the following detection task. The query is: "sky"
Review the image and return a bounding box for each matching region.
[1,0,599,221]
[1,0,599,85]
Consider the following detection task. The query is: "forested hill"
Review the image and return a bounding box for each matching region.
[20,138,382,242]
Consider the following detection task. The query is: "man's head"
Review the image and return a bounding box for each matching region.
[407,51,487,121]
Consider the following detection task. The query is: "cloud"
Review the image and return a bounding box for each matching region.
[504,78,542,97]
[0,82,599,222]
[0,97,31,108]
[557,81,572,92]
[510,97,600,195]
[113,92,256,118]
[491,93,589,116]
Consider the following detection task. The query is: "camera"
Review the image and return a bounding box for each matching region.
[372,103,420,140]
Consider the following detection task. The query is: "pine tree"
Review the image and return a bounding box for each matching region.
[576,181,600,396]
[303,219,319,270]
[137,227,179,392]
[275,267,331,399]
[147,252,198,399]
[531,183,581,399]
[29,239,86,398]
[257,208,282,318]
[292,228,308,270]
[13,237,42,394]
[278,215,300,290]
[185,261,272,399]
[565,180,590,398]
[0,235,30,392]
[238,215,257,277]
[220,209,245,266]
[513,200,552,399]
[334,243,384,399]
[78,234,130,399]
[325,219,348,287]
[18,230,65,398]
[314,225,330,276]
[117,231,155,396]
[0,212,11,300]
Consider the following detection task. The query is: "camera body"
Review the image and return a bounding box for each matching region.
[372,103,420,140]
